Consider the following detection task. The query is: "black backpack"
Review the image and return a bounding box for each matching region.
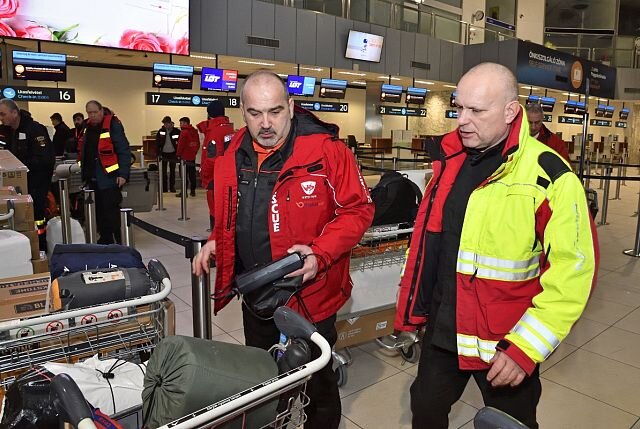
[371,171,423,226]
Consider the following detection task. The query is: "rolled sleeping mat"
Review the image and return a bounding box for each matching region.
[142,335,278,429]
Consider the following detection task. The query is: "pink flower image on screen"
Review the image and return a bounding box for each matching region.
[0,20,16,37]
[120,30,175,53]
[175,35,189,55]
[11,18,52,40]
[0,0,19,19]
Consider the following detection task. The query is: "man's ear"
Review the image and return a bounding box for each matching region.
[505,101,520,125]
[288,97,295,119]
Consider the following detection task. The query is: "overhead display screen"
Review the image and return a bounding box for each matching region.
[152,63,193,90]
[319,78,347,99]
[12,51,66,81]
[287,75,316,96]
[406,87,427,104]
[345,30,384,62]
[0,0,189,54]
[620,108,630,120]
[380,84,403,103]
[563,100,586,115]
[200,68,238,92]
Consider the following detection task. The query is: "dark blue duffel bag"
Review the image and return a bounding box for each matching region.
[49,244,145,280]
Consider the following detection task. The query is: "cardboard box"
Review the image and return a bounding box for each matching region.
[19,228,39,260]
[335,307,396,349]
[0,150,28,194]
[0,273,50,304]
[31,253,48,274]
[0,298,47,321]
[0,185,16,196]
[0,194,34,231]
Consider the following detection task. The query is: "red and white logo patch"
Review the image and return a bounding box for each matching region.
[301,181,316,196]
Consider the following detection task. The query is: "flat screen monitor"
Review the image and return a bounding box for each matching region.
[3,0,190,55]
[200,68,237,92]
[406,87,427,104]
[450,91,456,107]
[319,78,347,99]
[564,100,586,115]
[12,51,66,81]
[380,84,403,103]
[345,30,384,63]
[540,97,556,112]
[604,105,615,118]
[595,104,606,117]
[287,75,316,96]
[152,63,193,90]
[620,108,630,120]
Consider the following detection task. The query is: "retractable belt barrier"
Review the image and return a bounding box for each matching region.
[121,209,213,339]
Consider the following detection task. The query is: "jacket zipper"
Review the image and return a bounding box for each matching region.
[225,186,232,231]
[277,159,323,184]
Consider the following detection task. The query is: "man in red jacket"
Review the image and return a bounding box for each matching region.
[526,103,571,163]
[197,101,234,228]
[176,116,200,197]
[193,71,374,429]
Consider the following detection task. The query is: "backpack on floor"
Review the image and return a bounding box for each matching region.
[371,171,422,226]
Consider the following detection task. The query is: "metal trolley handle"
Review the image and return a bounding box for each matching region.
[0,258,172,333]
[51,373,98,429]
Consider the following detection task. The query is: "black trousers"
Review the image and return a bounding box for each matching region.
[95,187,122,245]
[242,305,341,429]
[185,161,196,193]
[29,180,49,251]
[161,152,177,192]
[411,340,541,429]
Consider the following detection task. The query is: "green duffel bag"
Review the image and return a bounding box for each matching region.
[142,335,278,429]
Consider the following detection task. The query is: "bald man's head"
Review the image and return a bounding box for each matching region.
[454,62,521,150]
[240,70,289,105]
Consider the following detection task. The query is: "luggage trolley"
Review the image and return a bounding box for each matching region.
[333,223,420,387]
[51,307,331,429]
[0,259,173,406]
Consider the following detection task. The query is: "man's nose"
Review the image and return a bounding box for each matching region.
[260,113,271,128]
[457,109,469,125]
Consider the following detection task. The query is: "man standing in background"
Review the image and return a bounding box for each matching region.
[50,112,73,157]
[526,103,571,163]
[176,116,199,197]
[156,116,180,193]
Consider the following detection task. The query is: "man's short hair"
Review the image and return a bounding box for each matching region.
[0,98,19,112]
[72,112,84,120]
[86,100,103,110]
[179,116,190,124]
[50,112,63,122]
[463,62,518,103]
[240,70,289,103]
[525,103,544,116]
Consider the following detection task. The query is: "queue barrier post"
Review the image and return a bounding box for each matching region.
[599,166,613,226]
[120,208,135,247]
[614,158,623,200]
[156,158,166,211]
[624,189,640,258]
[178,160,189,221]
[58,178,72,244]
[83,189,97,244]
[190,236,212,339]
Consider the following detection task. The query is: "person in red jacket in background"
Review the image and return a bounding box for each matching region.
[176,116,200,197]
[526,103,571,163]
[197,100,234,229]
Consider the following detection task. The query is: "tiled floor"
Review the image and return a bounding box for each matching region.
[135,178,640,428]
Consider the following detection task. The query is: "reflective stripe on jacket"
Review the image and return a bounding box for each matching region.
[98,115,119,173]
[394,108,598,374]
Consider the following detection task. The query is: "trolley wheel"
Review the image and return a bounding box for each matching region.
[400,343,420,363]
[335,363,348,387]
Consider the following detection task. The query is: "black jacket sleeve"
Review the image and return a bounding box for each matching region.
[25,122,55,175]
[110,119,131,180]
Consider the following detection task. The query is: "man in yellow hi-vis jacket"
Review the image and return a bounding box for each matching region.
[395,63,598,428]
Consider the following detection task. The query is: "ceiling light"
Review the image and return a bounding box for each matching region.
[521,85,538,90]
[299,66,323,72]
[66,55,79,59]
[377,76,401,81]
[238,60,275,66]
[277,73,288,78]
[338,71,366,76]
[352,81,366,85]
[414,80,435,85]
[190,54,216,60]
[443,84,457,88]
[518,95,528,98]
[562,92,572,96]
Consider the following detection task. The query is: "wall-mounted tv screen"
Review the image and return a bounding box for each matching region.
[2,0,190,55]
[200,68,237,92]
[526,95,541,104]
[287,75,316,96]
[540,97,556,112]
[345,30,384,63]
[564,100,586,115]
[595,104,607,117]
[319,78,347,99]
[12,51,66,81]
[152,63,193,90]
[620,108,630,120]
[450,91,456,107]
[380,84,403,103]
[604,105,615,118]
[406,87,427,104]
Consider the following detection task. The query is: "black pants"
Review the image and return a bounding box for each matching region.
[161,153,177,192]
[411,340,541,429]
[95,187,122,245]
[242,305,341,429]
[185,161,196,193]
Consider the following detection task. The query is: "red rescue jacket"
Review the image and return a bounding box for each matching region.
[197,116,234,190]
[177,124,200,161]
[211,111,374,322]
[97,115,119,174]
[536,124,571,163]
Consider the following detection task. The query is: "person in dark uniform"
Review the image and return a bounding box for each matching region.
[50,112,73,157]
[68,112,85,159]
[0,98,55,250]
[81,100,131,244]
[155,116,180,193]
